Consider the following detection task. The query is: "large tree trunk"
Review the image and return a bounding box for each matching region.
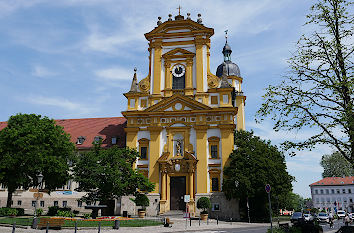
[6,189,14,207]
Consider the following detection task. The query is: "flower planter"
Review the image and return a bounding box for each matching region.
[138,210,146,218]
[200,213,208,220]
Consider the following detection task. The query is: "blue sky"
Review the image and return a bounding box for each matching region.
[0,0,334,198]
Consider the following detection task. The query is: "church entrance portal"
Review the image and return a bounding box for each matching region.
[170,176,186,210]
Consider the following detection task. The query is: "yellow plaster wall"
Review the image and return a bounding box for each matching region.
[236,96,246,130]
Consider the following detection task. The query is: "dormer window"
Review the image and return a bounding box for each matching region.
[76,136,86,145]
[94,136,102,144]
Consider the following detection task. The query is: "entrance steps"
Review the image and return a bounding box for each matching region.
[160,210,184,219]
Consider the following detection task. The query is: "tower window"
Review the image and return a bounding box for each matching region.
[140,147,148,159]
[211,178,219,191]
[112,137,117,145]
[172,65,186,89]
[139,138,149,160]
[40,201,44,207]
[211,145,218,159]
[17,200,22,206]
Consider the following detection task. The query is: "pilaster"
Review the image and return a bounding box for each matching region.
[148,126,162,193]
[152,39,162,96]
[219,124,235,169]
[185,59,194,96]
[195,36,204,94]
[195,125,208,193]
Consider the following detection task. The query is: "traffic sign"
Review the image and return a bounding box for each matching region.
[265,184,271,193]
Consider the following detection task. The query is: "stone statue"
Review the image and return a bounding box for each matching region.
[176,139,183,156]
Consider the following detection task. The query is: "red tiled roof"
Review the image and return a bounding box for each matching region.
[310,177,354,186]
[0,117,127,149]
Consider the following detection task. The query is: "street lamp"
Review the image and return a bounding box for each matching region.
[32,172,43,229]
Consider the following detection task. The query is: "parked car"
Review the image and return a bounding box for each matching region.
[304,213,314,221]
[349,213,353,220]
[317,212,329,223]
[291,212,303,223]
[337,210,346,219]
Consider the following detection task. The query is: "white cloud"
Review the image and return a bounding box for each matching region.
[24,95,97,115]
[32,65,57,78]
[95,67,138,81]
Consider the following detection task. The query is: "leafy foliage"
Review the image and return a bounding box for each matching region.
[320,151,354,177]
[131,193,150,210]
[73,143,154,203]
[256,0,354,165]
[0,113,75,207]
[0,208,18,216]
[197,197,211,214]
[223,130,294,221]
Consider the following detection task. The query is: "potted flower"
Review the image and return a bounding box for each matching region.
[197,197,211,220]
[131,193,149,218]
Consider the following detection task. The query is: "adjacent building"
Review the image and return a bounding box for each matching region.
[0,117,126,215]
[310,177,354,213]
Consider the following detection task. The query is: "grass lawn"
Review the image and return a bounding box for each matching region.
[0,217,162,228]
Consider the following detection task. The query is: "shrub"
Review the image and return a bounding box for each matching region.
[0,208,18,216]
[47,206,59,216]
[131,193,150,211]
[73,210,80,215]
[15,208,24,216]
[36,208,43,216]
[83,213,91,219]
[56,210,75,217]
[197,197,211,214]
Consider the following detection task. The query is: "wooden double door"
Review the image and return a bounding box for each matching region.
[170,176,186,210]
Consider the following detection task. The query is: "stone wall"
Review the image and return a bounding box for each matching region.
[195,192,239,221]
[118,193,160,216]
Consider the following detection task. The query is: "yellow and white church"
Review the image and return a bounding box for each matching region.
[122,12,246,219]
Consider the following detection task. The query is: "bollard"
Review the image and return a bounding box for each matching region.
[74,221,78,233]
[190,217,192,226]
[207,217,209,225]
[46,222,49,233]
[12,222,16,233]
[113,220,120,229]
[199,217,200,226]
[230,217,232,225]
[217,215,219,225]
[185,218,187,228]
[98,222,101,233]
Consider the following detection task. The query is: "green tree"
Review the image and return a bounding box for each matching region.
[0,113,75,207]
[73,142,154,204]
[284,192,305,211]
[223,130,294,221]
[320,151,354,177]
[256,0,353,165]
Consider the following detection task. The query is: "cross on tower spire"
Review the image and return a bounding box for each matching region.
[225,30,228,43]
[177,5,182,15]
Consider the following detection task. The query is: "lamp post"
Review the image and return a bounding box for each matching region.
[32,172,43,229]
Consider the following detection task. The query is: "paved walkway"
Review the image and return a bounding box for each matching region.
[0,219,270,233]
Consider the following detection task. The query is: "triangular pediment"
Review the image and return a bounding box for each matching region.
[162,48,195,59]
[145,19,214,40]
[144,94,211,112]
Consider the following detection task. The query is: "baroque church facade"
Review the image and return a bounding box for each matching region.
[0,12,245,219]
[122,12,245,218]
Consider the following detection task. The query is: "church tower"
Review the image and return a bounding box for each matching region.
[122,11,245,217]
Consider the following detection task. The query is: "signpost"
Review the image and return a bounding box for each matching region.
[265,184,273,233]
[184,195,190,218]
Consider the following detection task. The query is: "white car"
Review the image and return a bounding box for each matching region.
[303,213,314,221]
[317,212,329,223]
[337,210,346,219]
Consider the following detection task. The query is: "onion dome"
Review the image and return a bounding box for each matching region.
[216,31,241,77]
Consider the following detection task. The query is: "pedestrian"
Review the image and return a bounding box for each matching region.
[329,212,334,228]
[344,214,350,226]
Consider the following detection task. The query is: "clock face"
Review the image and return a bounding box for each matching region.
[172,64,186,77]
